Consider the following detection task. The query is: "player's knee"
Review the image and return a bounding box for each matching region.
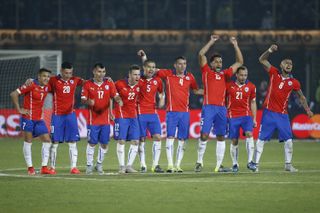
[118,140,125,145]
[131,140,139,145]
[153,134,161,141]
[101,144,108,149]
[245,132,253,138]
[200,133,209,141]
[232,139,238,145]
[216,135,225,141]
[140,137,146,143]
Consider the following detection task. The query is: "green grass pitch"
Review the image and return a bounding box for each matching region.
[0,138,319,213]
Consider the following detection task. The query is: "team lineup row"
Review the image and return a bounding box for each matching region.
[10,35,313,175]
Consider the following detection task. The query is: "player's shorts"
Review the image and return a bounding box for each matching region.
[51,112,80,143]
[87,125,110,145]
[138,114,161,138]
[258,109,293,141]
[166,112,190,140]
[228,116,254,139]
[200,105,227,136]
[21,117,49,138]
[114,118,140,141]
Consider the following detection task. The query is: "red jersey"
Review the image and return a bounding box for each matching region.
[49,75,83,115]
[137,76,163,114]
[17,80,51,120]
[157,69,198,112]
[263,66,301,114]
[201,63,233,106]
[226,81,256,118]
[114,79,140,119]
[81,79,117,125]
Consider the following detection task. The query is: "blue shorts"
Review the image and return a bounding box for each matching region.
[51,112,80,143]
[228,116,254,139]
[87,125,110,145]
[166,112,190,140]
[138,114,161,138]
[201,105,227,136]
[258,109,293,141]
[21,117,49,138]
[114,118,140,141]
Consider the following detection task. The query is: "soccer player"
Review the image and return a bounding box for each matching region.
[10,68,54,175]
[195,35,243,173]
[142,51,203,173]
[81,63,123,175]
[114,64,141,173]
[226,66,257,172]
[137,50,165,173]
[249,44,313,172]
[49,62,84,174]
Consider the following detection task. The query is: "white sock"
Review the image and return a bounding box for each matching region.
[152,141,161,167]
[246,137,254,163]
[86,144,95,166]
[50,143,58,169]
[117,143,125,166]
[68,143,78,168]
[254,139,265,164]
[127,144,138,166]
[41,142,51,166]
[216,141,226,168]
[23,142,32,167]
[175,140,185,168]
[230,144,239,166]
[166,138,175,167]
[97,145,108,164]
[139,142,146,167]
[284,139,293,164]
[197,138,207,165]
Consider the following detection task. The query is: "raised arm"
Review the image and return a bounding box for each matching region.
[198,35,219,67]
[295,90,314,118]
[229,36,244,74]
[251,99,257,127]
[259,44,278,71]
[137,49,148,64]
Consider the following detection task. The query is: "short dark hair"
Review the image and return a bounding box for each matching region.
[93,63,105,69]
[236,66,248,73]
[175,56,187,62]
[38,68,52,74]
[129,64,141,73]
[61,61,73,69]
[209,53,222,63]
[143,59,156,66]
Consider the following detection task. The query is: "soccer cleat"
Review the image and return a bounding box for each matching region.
[27,167,36,175]
[175,167,183,173]
[48,167,57,174]
[118,166,126,174]
[194,163,203,172]
[247,161,257,172]
[86,165,94,175]
[232,164,239,173]
[70,167,81,174]
[166,166,175,173]
[40,166,55,175]
[152,165,164,173]
[285,163,298,172]
[140,166,147,173]
[126,166,138,173]
[95,163,104,175]
[214,165,232,173]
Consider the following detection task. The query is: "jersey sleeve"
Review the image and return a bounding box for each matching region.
[268,66,279,77]
[250,84,257,100]
[156,69,172,79]
[293,80,301,91]
[109,82,118,98]
[189,74,199,90]
[224,68,234,80]
[76,77,84,86]
[157,78,164,93]
[200,63,210,74]
[81,82,89,100]
[17,83,34,94]
[48,76,56,91]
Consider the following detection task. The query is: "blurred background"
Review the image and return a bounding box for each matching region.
[0,0,319,113]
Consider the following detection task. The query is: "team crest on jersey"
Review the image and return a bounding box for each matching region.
[90,87,94,90]
[153,80,157,85]
[244,87,249,92]
[45,87,48,92]
[186,76,190,80]
[136,87,140,92]
[70,80,74,84]
[105,85,109,90]
[288,81,292,86]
